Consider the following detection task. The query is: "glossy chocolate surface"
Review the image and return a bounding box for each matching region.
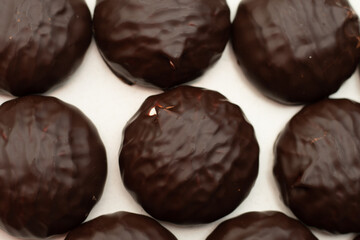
[0,96,107,238]
[232,0,360,104]
[119,86,259,224]
[206,211,317,240]
[93,0,230,89]
[65,211,177,240]
[274,99,360,233]
[0,0,92,96]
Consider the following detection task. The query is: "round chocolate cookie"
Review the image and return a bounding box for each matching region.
[119,86,259,224]
[232,0,360,104]
[0,96,107,238]
[65,211,177,240]
[206,211,317,240]
[0,0,92,96]
[93,0,230,89]
[274,99,360,233]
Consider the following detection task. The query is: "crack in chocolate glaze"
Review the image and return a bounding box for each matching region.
[119,86,259,224]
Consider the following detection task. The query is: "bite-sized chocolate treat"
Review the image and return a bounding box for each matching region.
[206,211,317,240]
[0,96,107,238]
[65,211,177,240]
[274,99,360,233]
[0,0,92,96]
[232,0,360,104]
[119,86,259,224]
[93,0,230,89]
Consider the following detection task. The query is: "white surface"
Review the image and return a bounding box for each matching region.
[1,0,360,239]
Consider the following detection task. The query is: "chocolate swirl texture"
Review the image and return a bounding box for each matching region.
[0,0,92,96]
[0,96,107,238]
[93,0,230,89]
[232,0,360,104]
[274,99,360,233]
[65,211,177,240]
[206,211,318,240]
[119,86,259,224]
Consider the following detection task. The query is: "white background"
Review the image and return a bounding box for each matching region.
[1,0,360,239]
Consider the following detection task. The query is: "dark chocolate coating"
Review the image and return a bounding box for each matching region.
[65,211,177,240]
[119,86,259,224]
[93,0,230,89]
[232,0,360,104]
[206,211,318,240]
[0,0,92,96]
[274,99,360,233]
[355,236,360,240]
[0,96,107,238]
